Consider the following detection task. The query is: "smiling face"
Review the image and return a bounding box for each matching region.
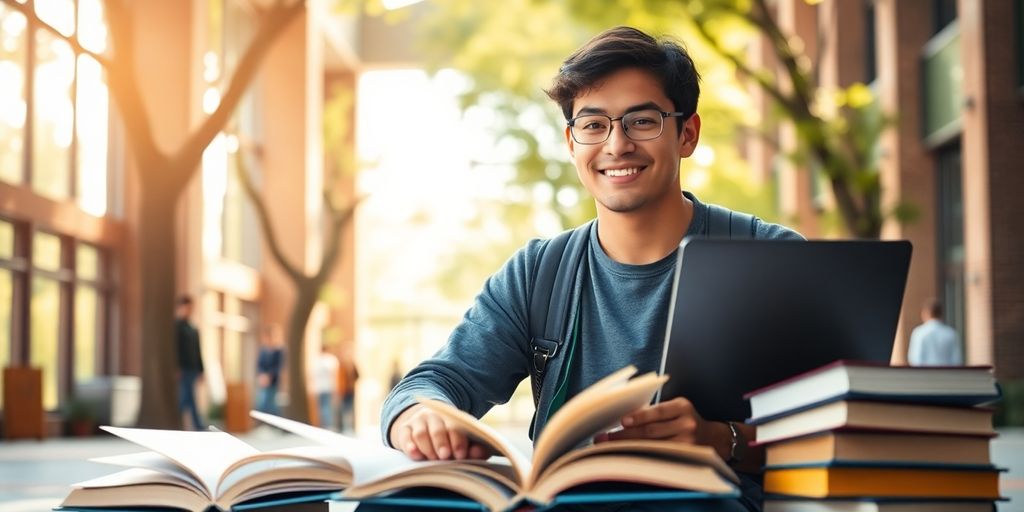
[565,67,700,215]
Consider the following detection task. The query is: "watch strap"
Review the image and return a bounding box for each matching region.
[726,420,746,465]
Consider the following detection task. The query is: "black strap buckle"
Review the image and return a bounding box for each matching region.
[531,337,560,373]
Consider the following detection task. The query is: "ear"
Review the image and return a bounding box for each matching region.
[564,124,576,157]
[677,113,701,158]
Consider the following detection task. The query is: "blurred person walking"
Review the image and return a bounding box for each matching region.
[339,355,360,433]
[314,345,340,429]
[255,324,285,415]
[175,295,205,430]
[908,298,963,366]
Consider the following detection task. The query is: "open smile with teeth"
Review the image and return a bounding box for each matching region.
[602,167,643,177]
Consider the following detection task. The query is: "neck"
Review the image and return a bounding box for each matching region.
[595,192,693,265]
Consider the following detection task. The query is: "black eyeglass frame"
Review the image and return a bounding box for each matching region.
[566,110,690,145]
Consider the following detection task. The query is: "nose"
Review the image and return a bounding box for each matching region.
[602,121,635,156]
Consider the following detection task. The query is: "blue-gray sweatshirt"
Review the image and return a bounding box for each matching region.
[380,191,803,509]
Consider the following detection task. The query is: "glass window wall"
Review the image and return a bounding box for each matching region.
[0,5,26,185]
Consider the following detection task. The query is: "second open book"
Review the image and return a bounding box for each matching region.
[257,365,740,511]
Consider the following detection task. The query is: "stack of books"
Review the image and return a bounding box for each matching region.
[744,360,1003,512]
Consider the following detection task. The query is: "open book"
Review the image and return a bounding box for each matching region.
[58,366,738,512]
[58,426,351,511]
[256,365,740,511]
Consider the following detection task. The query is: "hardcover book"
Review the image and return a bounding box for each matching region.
[763,464,1002,500]
[744,361,998,422]
[751,400,995,445]
[763,431,992,467]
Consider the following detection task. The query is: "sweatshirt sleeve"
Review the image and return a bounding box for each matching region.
[379,239,544,446]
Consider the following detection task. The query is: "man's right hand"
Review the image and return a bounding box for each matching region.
[390,404,492,461]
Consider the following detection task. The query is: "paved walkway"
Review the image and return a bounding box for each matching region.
[1,426,1021,511]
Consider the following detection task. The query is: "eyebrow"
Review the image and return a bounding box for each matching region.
[574,102,664,117]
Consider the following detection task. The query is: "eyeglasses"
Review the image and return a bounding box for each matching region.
[567,109,689,145]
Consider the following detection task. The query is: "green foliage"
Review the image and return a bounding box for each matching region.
[207,401,225,422]
[63,397,98,422]
[889,200,920,225]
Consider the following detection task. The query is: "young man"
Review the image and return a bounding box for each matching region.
[381,26,802,511]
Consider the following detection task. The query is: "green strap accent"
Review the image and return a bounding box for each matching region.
[544,305,581,420]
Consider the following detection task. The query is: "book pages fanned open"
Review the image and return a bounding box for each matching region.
[336,366,740,511]
[58,365,739,512]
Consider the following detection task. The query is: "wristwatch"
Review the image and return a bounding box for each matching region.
[726,421,747,465]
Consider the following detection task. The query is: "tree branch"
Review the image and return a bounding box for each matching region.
[690,12,802,118]
[101,0,167,185]
[235,146,304,281]
[737,124,781,152]
[749,0,816,119]
[315,196,361,283]
[176,0,305,172]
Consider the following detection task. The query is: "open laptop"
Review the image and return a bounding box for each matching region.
[655,239,912,421]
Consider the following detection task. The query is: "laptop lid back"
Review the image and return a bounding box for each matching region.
[657,239,912,421]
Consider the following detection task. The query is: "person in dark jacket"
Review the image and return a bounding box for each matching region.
[255,324,285,415]
[175,295,205,430]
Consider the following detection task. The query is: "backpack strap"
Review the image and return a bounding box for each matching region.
[707,204,757,239]
[528,222,591,408]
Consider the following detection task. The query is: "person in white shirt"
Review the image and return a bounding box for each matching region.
[908,299,964,366]
[314,345,340,429]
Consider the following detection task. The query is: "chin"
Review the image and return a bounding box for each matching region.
[598,196,648,213]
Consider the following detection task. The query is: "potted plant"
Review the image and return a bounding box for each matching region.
[64,397,98,437]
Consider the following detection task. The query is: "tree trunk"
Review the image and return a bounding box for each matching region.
[135,157,183,429]
[285,284,320,423]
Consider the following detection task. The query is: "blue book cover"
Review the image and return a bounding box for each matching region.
[332,484,741,512]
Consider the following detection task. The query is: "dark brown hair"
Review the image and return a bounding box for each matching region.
[546,26,701,133]
[924,298,944,319]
